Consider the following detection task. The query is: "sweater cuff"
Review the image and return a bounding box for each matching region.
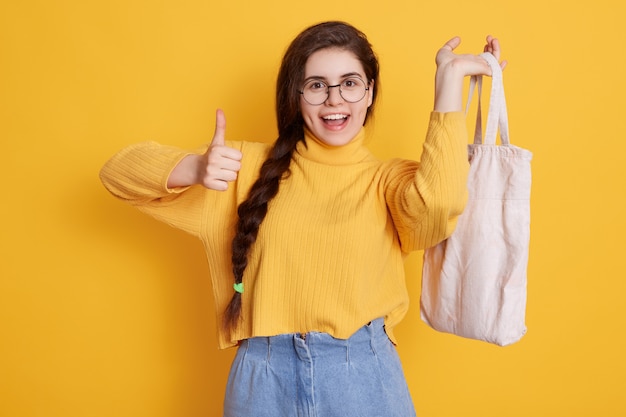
[100,141,194,200]
[137,142,193,194]
[429,110,465,124]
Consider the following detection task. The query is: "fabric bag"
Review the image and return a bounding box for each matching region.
[420,52,532,346]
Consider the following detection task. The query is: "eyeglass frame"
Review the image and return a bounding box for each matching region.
[298,77,370,106]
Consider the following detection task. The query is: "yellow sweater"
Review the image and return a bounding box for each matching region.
[100,112,469,349]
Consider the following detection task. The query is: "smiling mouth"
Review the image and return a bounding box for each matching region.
[322,114,349,126]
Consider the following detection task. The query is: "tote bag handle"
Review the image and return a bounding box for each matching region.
[465,52,510,146]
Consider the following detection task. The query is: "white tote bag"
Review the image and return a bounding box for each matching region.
[420,52,532,346]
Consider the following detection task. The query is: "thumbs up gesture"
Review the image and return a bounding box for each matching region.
[166,109,242,191]
[200,109,243,191]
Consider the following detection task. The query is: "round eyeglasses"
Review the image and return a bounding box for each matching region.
[299,77,369,106]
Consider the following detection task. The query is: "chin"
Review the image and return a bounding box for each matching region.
[317,132,355,147]
[312,124,361,147]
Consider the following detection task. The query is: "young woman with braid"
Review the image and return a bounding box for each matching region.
[100,21,506,417]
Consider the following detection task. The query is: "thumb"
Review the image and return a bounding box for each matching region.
[443,36,461,51]
[210,108,226,147]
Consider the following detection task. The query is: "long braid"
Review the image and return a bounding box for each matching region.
[222,21,379,333]
[223,133,301,332]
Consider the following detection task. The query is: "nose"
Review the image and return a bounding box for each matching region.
[325,84,343,105]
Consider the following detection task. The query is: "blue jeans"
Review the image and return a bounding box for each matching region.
[223,318,416,417]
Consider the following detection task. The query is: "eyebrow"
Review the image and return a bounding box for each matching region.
[303,72,365,83]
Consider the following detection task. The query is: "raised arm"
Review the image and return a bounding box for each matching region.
[99,108,248,237]
[433,35,506,112]
[384,36,508,251]
[167,109,243,191]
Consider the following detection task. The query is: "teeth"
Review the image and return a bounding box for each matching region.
[323,114,348,120]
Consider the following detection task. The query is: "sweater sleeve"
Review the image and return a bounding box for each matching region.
[99,141,239,237]
[382,111,469,252]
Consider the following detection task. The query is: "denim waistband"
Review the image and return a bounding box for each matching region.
[224,317,416,417]
[240,318,388,363]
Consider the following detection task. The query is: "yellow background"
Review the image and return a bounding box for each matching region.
[1,0,625,416]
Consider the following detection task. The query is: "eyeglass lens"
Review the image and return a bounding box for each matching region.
[301,78,367,105]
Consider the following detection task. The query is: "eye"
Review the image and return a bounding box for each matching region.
[305,80,327,91]
[342,78,363,89]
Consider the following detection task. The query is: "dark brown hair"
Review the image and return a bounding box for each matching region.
[223,21,381,332]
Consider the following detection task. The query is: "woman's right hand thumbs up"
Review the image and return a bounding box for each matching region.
[200,109,243,191]
[167,109,243,191]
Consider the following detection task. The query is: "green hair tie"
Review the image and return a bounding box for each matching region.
[233,282,244,294]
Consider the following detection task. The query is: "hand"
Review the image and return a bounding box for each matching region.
[482,35,507,72]
[199,109,243,191]
[436,35,506,77]
[433,35,507,112]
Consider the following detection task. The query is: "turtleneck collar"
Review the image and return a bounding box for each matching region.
[295,127,371,166]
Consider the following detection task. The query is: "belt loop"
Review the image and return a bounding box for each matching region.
[368,319,379,355]
[240,339,249,355]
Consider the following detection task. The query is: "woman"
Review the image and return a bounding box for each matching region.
[101,21,504,417]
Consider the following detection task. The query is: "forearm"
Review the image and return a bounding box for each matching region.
[100,141,191,203]
[167,154,203,188]
[418,112,469,215]
[412,112,469,247]
[100,141,224,237]
[433,61,465,113]
[385,112,469,251]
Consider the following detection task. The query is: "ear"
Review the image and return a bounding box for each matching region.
[367,80,374,107]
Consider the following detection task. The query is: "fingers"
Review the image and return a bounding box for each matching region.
[205,148,242,190]
[442,36,462,51]
[204,108,243,191]
[208,109,242,161]
[211,108,226,147]
[484,35,507,70]
[435,36,461,67]
[209,108,242,159]
[484,35,498,59]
